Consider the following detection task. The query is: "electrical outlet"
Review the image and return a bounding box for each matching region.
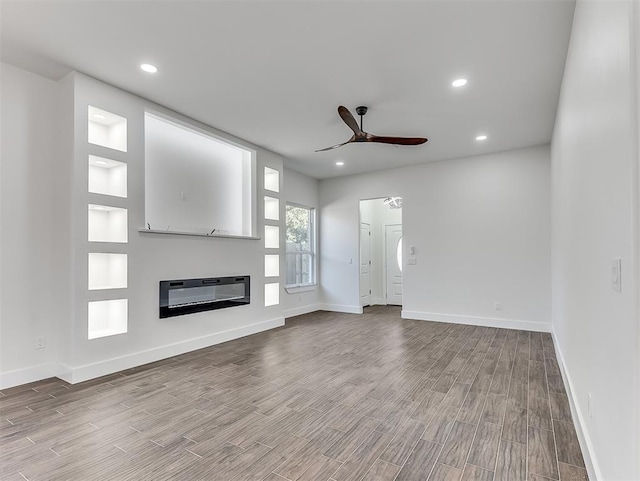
[35,336,45,349]
[611,258,622,292]
[494,302,502,310]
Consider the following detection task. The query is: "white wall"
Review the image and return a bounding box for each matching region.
[320,145,551,331]
[0,67,289,387]
[551,1,640,479]
[0,63,60,386]
[282,168,321,318]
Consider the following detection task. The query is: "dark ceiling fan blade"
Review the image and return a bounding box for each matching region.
[314,138,354,152]
[367,135,428,145]
[338,106,363,136]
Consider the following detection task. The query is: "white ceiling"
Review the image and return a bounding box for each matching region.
[0,0,575,179]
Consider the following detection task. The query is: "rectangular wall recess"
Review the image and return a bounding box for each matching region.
[264,282,280,307]
[88,299,128,339]
[88,253,127,290]
[88,155,127,198]
[88,106,127,152]
[265,254,279,277]
[88,204,128,243]
[264,167,280,193]
[264,196,280,221]
[264,225,279,249]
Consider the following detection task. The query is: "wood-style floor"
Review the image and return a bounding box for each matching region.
[0,306,588,481]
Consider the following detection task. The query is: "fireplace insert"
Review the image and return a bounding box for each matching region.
[159,276,250,318]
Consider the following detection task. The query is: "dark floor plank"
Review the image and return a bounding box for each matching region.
[437,421,476,469]
[528,396,553,431]
[422,404,460,444]
[428,463,463,481]
[467,421,501,471]
[461,464,494,481]
[549,393,572,423]
[379,417,426,466]
[395,439,442,481]
[481,394,507,425]
[528,426,559,479]
[554,420,585,468]
[296,455,342,481]
[442,383,471,408]
[457,391,486,426]
[331,430,393,481]
[361,459,402,481]
[558,462,589,481]
[494,440,526,481]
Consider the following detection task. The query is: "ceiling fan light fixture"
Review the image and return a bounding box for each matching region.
[383,197,403,209]
[452,78,468,87]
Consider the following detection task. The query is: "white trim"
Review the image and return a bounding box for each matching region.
[401,310,551,332]
[551,329,601,481]
[285,285,317,294]
[283,304,322,318]
[321,304,364,315]
[0,362,60,390]
[57,317,284,384]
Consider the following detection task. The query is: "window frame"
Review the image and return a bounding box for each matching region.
[284,202,317,290]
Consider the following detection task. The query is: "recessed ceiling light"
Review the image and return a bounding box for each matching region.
[95,160,108,166]
[140,63,158,73]
[452,78,468,87]
[93,113,106,120]
[336,161,344,166]
[476,135,488,141]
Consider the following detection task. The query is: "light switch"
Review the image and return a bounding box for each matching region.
[407,256,417,265]
[612,258,622,292]
[409,245,415,255]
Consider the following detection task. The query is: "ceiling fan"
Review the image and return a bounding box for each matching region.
[315,105,428,152]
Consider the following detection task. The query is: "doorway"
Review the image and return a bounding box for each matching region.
[359,197,403,307]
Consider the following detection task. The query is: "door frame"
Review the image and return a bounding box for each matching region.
[384,223,403,306]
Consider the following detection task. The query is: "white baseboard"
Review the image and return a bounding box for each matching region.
[321,304,364,315]
[57,317,284,385]
[551,329,601,481]
[401,310,551,332]
[283,304,322,319]
[0,362,60,390]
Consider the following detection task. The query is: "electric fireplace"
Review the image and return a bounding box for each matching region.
[159,276,250,318]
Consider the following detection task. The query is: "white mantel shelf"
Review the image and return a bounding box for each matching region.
[138,228,261,241]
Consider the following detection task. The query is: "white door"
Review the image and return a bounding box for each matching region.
[360,222,371,307]
[385,224,403,305]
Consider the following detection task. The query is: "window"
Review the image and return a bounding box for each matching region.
[286,204,315,287]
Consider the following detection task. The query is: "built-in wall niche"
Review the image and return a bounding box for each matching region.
[264,167,279,193]
[88,106,127,152]
[88,253,127,290]
[88,299,128,340]
[144,112,255,237]
[264,282,280,307]
[88,204,128,243]
[265,225,279,249]
[265,254,279,277]
[264,196,279,221]
[88,155,127,198]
